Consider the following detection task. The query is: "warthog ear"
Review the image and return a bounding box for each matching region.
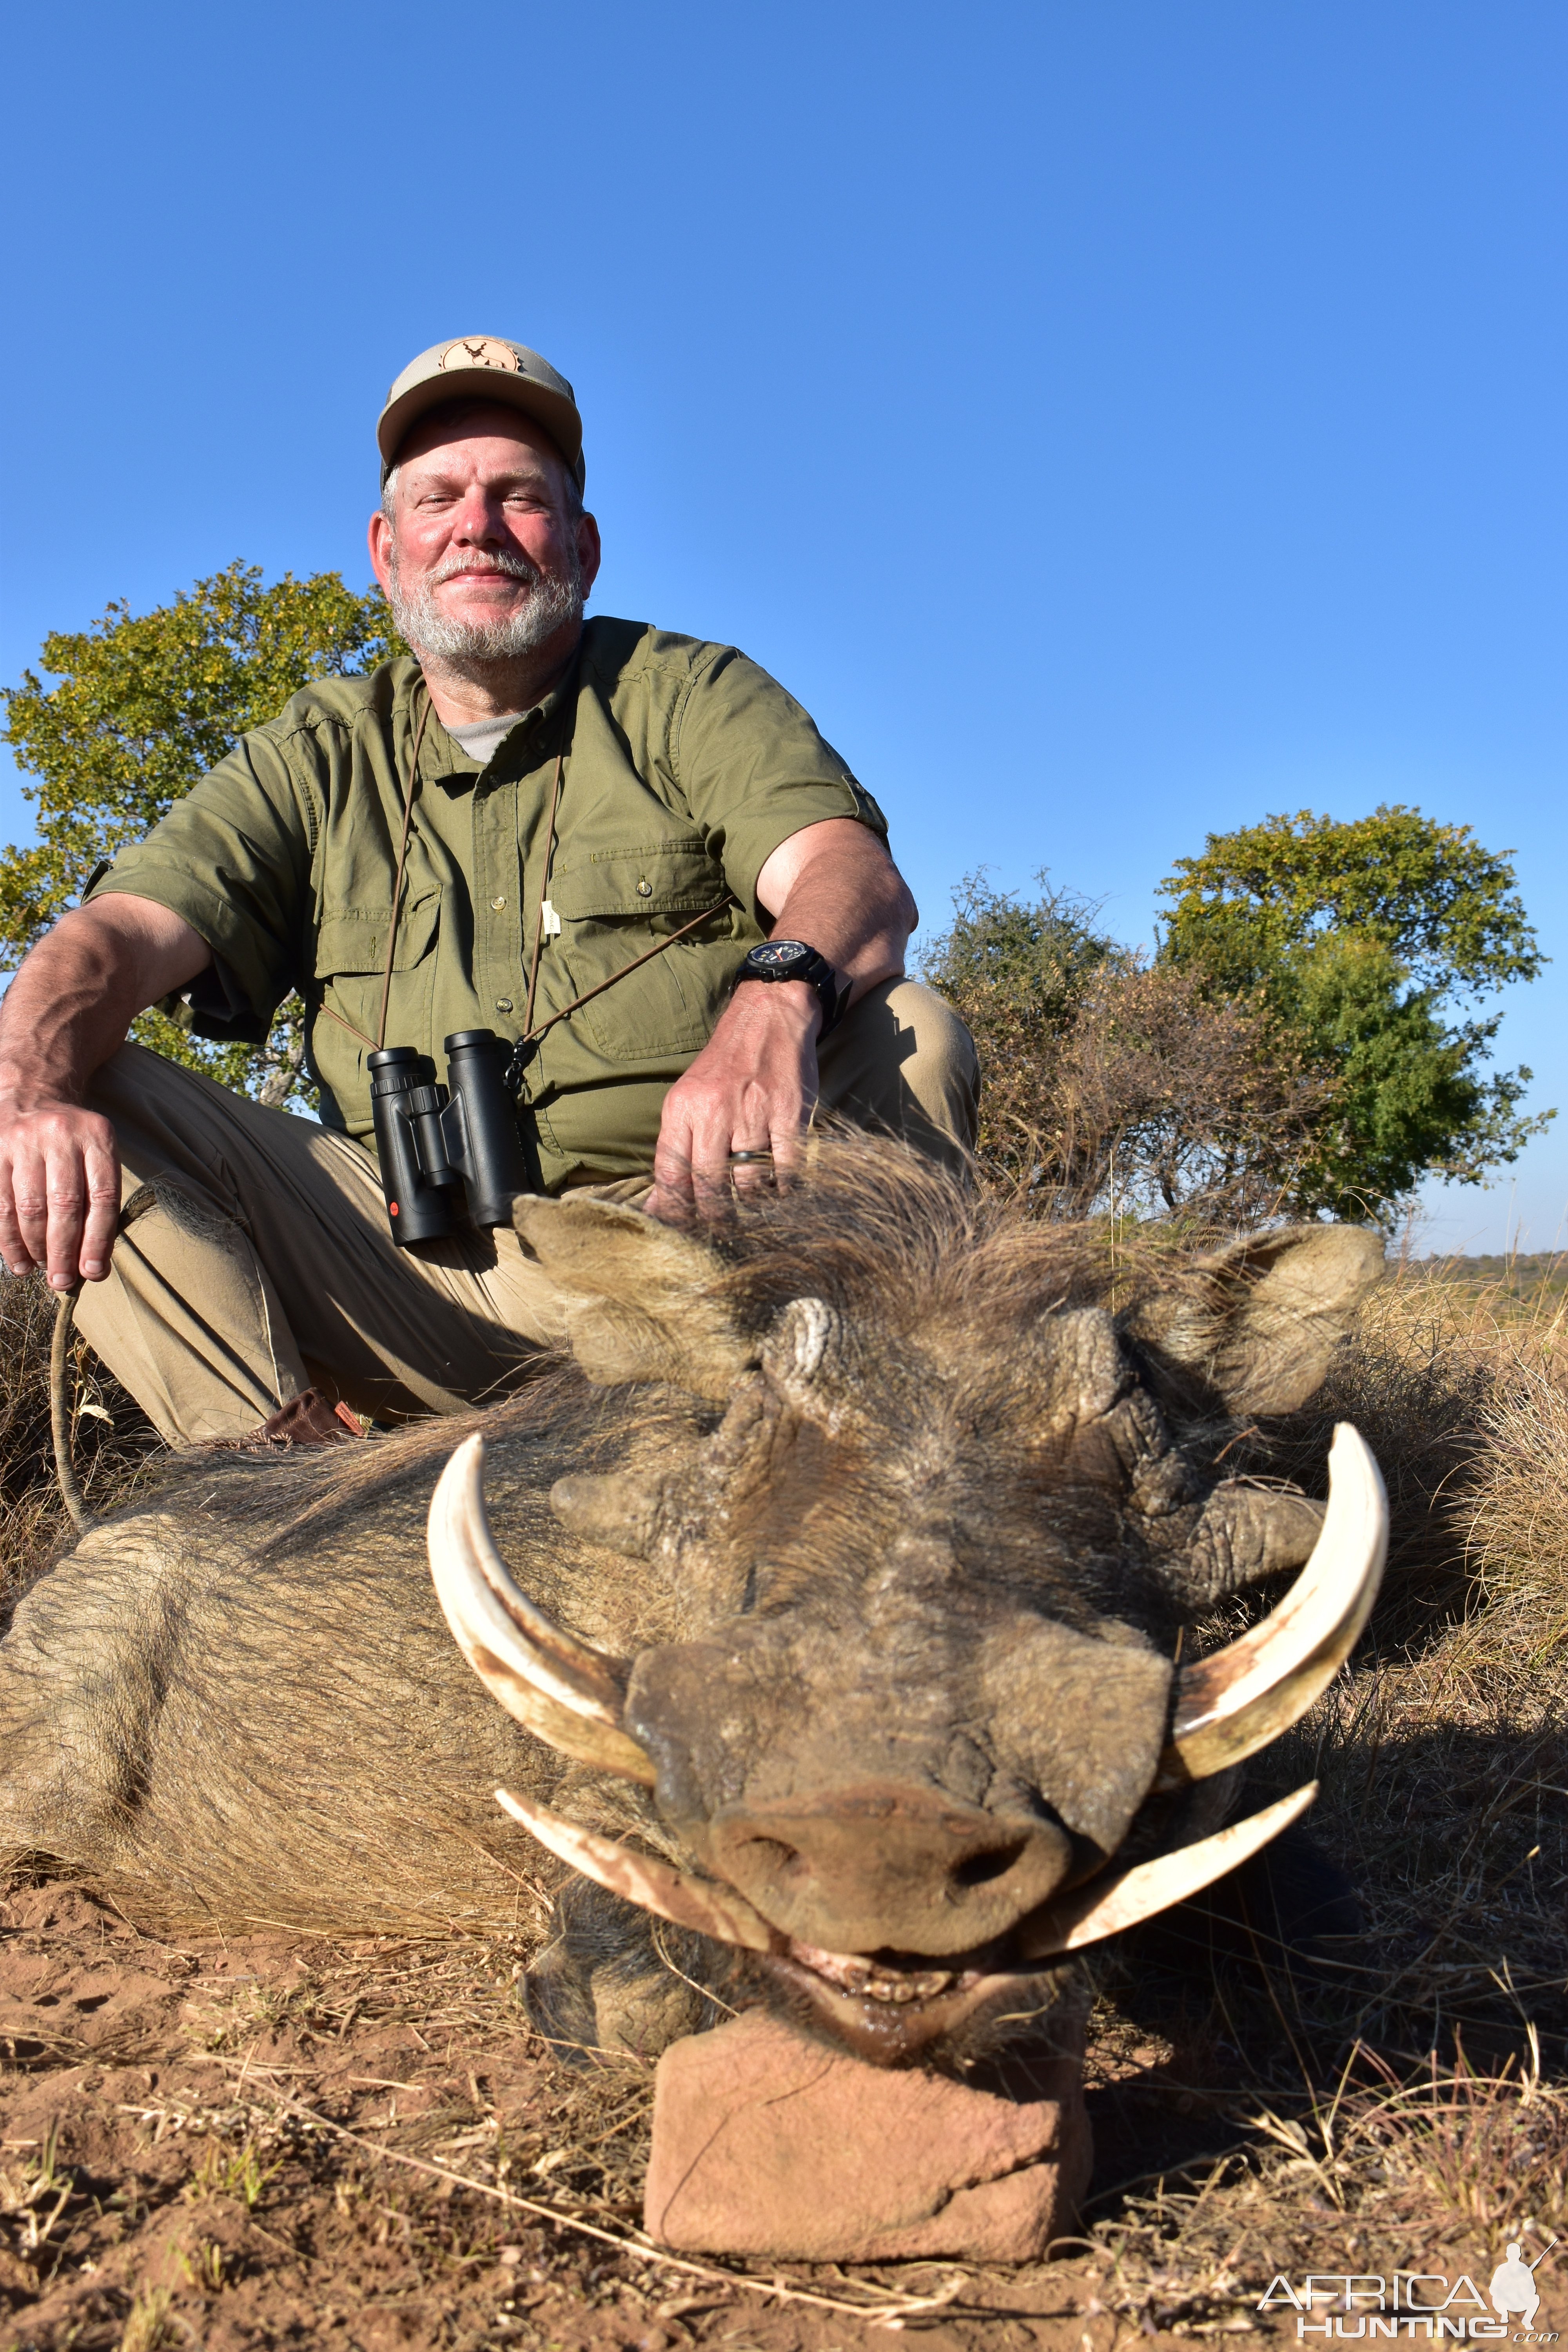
[512,1195,753,1400]
[1126,1224,1384,1416]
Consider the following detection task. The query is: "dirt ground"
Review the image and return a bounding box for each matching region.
[4,1877,1563,2352]
[0,1877,1179,2352]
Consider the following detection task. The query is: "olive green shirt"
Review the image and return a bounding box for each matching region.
[89,620,887,1192]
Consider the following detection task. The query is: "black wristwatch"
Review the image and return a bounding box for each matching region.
[733,940,851,1034]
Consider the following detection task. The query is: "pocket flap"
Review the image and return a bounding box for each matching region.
[316,891,440,975]
[548,844,726,920]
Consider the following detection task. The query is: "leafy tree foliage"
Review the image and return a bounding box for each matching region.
[1158,807,1552,1220]
[922,875,1329,1224]
[0,563,404,1106]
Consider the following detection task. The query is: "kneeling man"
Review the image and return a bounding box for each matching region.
[0,336,975,1445]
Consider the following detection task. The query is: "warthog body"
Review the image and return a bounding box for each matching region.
[0,1142,1383,2066]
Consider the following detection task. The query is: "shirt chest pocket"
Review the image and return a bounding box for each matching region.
[544,844,736,1062]
[312,890,441,1052]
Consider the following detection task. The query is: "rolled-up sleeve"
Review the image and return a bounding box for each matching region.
[669,647,890,915]
[85,733,314,1035]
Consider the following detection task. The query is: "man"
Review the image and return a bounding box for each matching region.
[0,336,975,1446]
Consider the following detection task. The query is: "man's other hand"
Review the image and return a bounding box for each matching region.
[0,1104,123,1290]
[0,895,211,1287]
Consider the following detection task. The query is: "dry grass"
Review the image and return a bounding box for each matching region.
[0,1249,1564,2330]
[1079,2058,1568,2328]
[0,1269,161,1621]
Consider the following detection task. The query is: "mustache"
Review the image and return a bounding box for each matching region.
[425,548,543,588]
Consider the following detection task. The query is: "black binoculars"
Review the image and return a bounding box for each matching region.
[367,1030,535,1247]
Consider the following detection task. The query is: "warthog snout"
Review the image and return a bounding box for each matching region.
[700,1783,1074,1956]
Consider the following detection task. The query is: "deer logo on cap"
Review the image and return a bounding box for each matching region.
[441,338,523,374]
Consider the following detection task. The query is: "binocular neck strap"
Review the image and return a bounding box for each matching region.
[521,750,565,1041]
[376,689,435,1054]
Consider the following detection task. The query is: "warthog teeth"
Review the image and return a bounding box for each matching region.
[1159,1423,1388,1787]
[1016,1781,1319,1959]
[785,1943,960,2005]
[493,1786,780,1955]
[428,1435,657,1788]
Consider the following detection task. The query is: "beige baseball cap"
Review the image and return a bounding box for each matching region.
[377,335,585,491]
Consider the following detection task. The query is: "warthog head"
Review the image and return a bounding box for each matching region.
[430,1144,1386,2062]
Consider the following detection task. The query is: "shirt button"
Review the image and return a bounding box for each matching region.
[490,895,506,910]
[495,997,514,1014]
[636,878,653,897]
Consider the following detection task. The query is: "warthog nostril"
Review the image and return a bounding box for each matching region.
[700,1784,1077,1956]
[951,1839,1028,1889]
[739,1836,801,1878]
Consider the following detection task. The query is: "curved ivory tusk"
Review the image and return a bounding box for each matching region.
[1017,1781,1319,1959]
[1158,1423,1387,1788]
[429,1435,657,1787]
[494,1786,779,1954]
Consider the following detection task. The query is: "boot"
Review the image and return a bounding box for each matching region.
[235,1387,367,1448]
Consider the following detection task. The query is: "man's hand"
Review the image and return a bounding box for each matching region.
[652,982,821,1215]
[0,896,211,1287]
[0,1104,123,1290]
[647,818,917,1223]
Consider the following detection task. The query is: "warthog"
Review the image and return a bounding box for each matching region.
[0,1141,1385,2067]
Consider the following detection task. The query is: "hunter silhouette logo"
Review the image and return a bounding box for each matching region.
[439,338,522,373]
[1491,2239,1558,2329]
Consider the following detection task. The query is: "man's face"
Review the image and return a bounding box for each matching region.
[368,406,601,668]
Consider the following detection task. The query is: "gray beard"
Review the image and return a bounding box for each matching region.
[388,546,583,674]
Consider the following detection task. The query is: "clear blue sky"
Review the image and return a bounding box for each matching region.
[2,2,1563,1252]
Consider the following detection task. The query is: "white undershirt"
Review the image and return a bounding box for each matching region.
[446,713,526,767]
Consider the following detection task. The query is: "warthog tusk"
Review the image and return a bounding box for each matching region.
[428,1435,657,1787]
[493,1786,779,1953]
[1017,1782,1319,1958]
[1159,1423,1387,1787]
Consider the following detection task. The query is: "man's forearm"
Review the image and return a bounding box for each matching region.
[753,818,917,1002]
[0,898,212,1111]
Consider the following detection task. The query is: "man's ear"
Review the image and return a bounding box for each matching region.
[1124,1225,1385,1417]
[368,507,394,599]
[574,508,602,600]
[513,1196,752,1399]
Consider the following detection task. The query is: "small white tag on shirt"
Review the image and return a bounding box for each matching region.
[541,899,561,937]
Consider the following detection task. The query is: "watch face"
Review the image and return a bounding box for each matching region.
[747,940,811,975]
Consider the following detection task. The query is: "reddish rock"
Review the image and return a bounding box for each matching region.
[645,2008,1091,2261]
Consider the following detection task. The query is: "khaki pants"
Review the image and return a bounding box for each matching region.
[76,979,977,1446]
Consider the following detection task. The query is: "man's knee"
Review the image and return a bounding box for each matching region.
[817,977,978,1167]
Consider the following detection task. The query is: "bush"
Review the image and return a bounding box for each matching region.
[922,874,1330,1223]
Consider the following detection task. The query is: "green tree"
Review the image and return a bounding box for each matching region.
[0,562,405,1106]
[1158,806,1552,1221]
